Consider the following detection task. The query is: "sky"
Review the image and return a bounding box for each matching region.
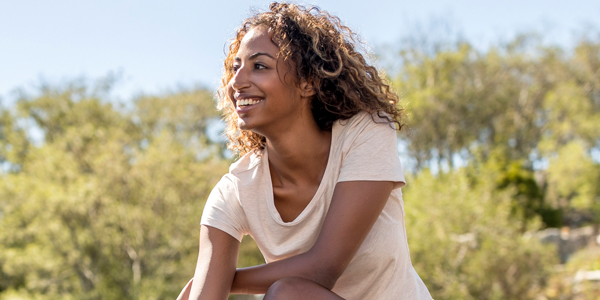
[1,0,599,105]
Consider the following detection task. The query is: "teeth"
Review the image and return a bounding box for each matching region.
[237,98,262,107]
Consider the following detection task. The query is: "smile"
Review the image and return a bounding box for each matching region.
[236,98,263,108]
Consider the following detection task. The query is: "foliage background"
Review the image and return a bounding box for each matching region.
[1,27,599,300]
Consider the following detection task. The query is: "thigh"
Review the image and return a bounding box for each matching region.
[264,277,345,300]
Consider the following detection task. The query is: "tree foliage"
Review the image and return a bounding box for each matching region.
[395,35,600,169]
[394,34,600,227]
[0,81,229,299]
[404,164,557,300]
[393,33,600,298]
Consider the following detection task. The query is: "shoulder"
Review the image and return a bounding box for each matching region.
[218,149,267,195]
[228,149,264,176]
[334,111,397,145]
[336,111,396,135]
[334,111,405,187]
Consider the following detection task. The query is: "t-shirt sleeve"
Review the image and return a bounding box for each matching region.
[337,114,406,188]
[200,174,249,242]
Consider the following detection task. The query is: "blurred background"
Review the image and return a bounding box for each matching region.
[1,1,599,299]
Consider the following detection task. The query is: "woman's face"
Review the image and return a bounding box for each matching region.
[227,26,310,136]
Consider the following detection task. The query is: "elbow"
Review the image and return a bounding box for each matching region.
[314,267,343,290]
[303,252,347,290]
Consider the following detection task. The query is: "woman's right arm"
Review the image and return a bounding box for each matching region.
[179,225,240,300]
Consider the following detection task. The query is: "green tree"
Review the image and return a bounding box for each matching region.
[394,35,600,169]
[394,34,600,226]
[0,80,229,299]
[0,106,29,170]
[404,164,557,300]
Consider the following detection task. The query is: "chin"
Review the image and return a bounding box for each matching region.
[238,122,248,130]
[237,119,252,131]
[238,122,267,137]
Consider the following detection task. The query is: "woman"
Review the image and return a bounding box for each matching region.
[178,2,432,299]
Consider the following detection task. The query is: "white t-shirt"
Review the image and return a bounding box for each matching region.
[201,112,432,299]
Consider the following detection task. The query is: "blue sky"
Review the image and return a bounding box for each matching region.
[1,0,599,104]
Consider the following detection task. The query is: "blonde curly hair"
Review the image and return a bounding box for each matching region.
[218,2,404,156]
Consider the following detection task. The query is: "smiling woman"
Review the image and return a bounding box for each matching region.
[227,27,312,137]
[177,2,432,300]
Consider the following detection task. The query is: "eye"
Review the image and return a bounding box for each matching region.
[231,64,241,72]
[255,63,267,70]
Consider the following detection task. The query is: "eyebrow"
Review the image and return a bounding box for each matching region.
[234,52,276,61]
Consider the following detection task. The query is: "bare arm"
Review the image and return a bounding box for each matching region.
[185,225,240,300]
[231,180,394,294]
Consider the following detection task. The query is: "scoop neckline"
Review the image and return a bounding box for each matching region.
[264,125,337,226]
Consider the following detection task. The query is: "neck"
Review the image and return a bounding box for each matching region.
[265,121,332,186]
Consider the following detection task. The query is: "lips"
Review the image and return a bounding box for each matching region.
[234,93,264,110]
[236,98,263,108]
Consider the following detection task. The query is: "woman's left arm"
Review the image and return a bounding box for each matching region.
[230,180,394,294]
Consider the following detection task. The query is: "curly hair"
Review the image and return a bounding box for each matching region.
[218,2,404,156]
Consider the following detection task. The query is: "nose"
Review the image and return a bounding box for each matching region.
[230,65,251,92]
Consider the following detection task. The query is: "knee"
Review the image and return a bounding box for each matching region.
[265,277,305,299]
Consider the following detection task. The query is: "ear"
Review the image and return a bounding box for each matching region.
[299,79,316,98]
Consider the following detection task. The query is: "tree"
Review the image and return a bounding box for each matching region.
[393,34,600,226]
[404,164,557,300]
[394,35,600,170]
[0,79,230,299]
